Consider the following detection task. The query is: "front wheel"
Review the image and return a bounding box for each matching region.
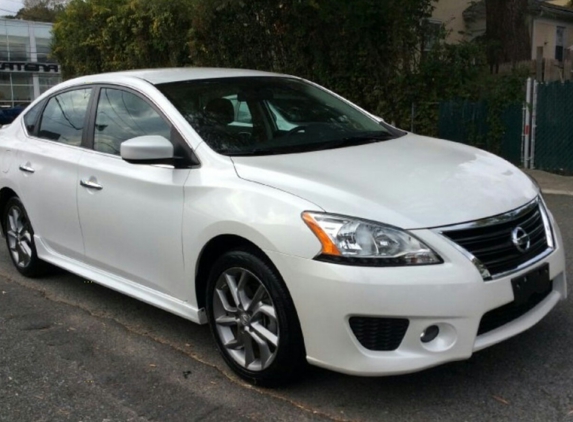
[3,197,48,277]
[206,248,306,386]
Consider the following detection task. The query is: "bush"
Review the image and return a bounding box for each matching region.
[52,0,194,77]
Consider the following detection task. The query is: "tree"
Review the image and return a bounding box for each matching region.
[485,0,531,69]
[16,0,66,22]
[189,0,436,125]
[52,0,194,78]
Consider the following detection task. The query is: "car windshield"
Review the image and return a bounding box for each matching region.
[156,77,403,156]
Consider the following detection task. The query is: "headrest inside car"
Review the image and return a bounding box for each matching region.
[205,98,234,125]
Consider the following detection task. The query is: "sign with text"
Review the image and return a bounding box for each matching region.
[0,62,60,73]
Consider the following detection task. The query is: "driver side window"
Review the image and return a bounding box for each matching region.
[94,88,172,155]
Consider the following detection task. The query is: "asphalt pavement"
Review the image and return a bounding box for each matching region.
[1,180,573,421]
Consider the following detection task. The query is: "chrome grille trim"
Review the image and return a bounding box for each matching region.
[435,196,554,280]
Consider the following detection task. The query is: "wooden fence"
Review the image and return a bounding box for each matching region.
[497,59,572,82]
[496,47,573,82]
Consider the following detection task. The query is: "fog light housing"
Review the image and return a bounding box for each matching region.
[420,325,440,343]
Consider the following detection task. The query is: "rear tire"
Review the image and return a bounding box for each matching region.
[206,248,306,387]
[3,197,48,277]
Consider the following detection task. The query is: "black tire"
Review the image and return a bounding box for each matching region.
[3,196,48,277]
[206,247,306,387]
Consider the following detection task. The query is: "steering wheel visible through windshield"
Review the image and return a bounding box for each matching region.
[156,76,403,156]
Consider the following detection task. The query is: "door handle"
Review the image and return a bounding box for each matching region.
[80,179,103,190]
[19,164,35,174]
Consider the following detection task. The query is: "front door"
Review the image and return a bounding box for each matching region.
[77,87,190,298]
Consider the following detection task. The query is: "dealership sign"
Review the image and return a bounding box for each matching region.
[0,62,60,73]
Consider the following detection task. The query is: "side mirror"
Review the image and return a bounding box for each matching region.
[121,135,174,166]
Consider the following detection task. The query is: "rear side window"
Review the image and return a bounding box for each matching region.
[38,88,92,146]
[23,100,45,135]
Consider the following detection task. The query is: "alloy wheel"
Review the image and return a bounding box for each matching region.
[6,205,33,268]
[212,267,279,371]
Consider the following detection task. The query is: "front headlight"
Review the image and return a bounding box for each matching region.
[302,212,442,266]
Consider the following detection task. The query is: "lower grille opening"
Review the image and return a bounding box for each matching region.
[477,282,553,336]
[349,317,409,351]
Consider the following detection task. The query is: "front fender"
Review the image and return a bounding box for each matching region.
[182,162,322,308]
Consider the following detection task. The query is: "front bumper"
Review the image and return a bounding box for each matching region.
[265,217,567,376]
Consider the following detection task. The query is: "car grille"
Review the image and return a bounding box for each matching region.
[441,200,550,278]
[477,281,553,336]
[349,317,409,351]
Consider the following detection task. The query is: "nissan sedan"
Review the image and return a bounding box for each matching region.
[0,68,566,386]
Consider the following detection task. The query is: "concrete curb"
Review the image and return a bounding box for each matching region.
[543,189,573,197]
[524,169,573,197]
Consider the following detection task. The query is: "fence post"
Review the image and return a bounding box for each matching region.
[523,77,532,168]
[536,47,544,81]
[410,102,415,133]
[530,80,539,169]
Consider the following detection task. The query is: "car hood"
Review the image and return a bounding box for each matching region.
[231,134,538,229]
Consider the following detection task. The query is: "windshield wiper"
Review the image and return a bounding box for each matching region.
[217,147,282,157]
[310,132,397,152]
[339,132,397,142]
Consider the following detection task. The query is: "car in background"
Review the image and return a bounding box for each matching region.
[0,68,566,386]
[0,106,25,126]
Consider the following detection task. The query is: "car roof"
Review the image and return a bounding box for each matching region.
[63,67,289,86]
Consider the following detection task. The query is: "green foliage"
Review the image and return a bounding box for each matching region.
[16,0,65,22]
[189,0,435,128]
[51,0,528,153]
[188,0,527,145]
[411,41,527,143]
[52,0,194,78]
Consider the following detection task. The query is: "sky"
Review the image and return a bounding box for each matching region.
[0,0,23,16]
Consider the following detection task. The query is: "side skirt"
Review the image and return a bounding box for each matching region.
[35,235,207,324]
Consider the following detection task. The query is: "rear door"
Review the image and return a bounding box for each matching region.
[16,87,93,260]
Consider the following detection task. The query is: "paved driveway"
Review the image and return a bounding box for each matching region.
[1,195,572,422]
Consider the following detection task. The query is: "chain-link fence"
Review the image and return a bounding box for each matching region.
[438,100,522,165]
[534,81,573,174]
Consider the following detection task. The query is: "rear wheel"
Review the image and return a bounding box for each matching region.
[3,197,47,277]
[206,248,306,386]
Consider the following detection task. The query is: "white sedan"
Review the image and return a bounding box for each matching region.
[0,68,566,386]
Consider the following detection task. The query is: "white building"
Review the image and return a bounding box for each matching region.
[0,18,61,108]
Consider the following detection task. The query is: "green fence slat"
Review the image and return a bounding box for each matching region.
[535,81,573,174]
[438,100,522,166]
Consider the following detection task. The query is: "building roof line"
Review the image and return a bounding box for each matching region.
[0,17,54,26]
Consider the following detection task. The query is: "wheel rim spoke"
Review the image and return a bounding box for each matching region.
[15,242,25,265]
[251,321,278,347]
[22,231,32,243]
[224,273,241,309]
[19,239,32,259]
[7,230,17,253]
[8,210,17,233]
[252,304,276,322]
[12,209,23,233]
[10,247,19,263]
[245,285,265,312]
[236,271,250,309]
[215,287,237,314]
[242,331,256,368]
[215,315,238,327]
[250,330,272,367]
[224,337,243,350]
